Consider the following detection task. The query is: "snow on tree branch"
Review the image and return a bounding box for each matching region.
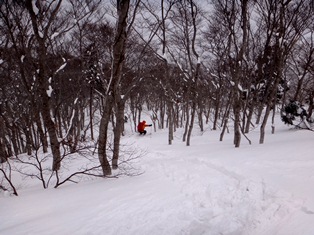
[31,0,39,15]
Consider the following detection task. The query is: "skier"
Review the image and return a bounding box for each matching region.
[137,120,152,135]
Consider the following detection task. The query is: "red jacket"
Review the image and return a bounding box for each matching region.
[137,121,149,132]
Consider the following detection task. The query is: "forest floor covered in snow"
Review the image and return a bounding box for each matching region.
[1,115,314,235]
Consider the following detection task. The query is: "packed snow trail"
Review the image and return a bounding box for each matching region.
[132,126,313,235]
[1,120,314,235]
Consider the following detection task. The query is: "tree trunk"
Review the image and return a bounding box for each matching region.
[233,98,241,147]
[0,117,8,163]
[259,105,271,144]
[167,103,174,145]
[41,93,62,171]
[244,104,254,133]
[307,91,314,120]
[271,105,276,134]
[98,0,130,174]
[89,87,94,140]
[198,99,204,132]
[98,100,112,176]
[23,124,32,156]
[255,105,264,125]
[182,104,190,142]
[220,116,229,142]
[213,98,220,130]
[160,99,165,129]
[186,101,197,146]
[34,110,48,153]
[10,125,20,156]
[112,99,125,169]
[27,0,63,171]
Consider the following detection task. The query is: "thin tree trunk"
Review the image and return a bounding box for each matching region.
[167,103,174,144]
[255,105,264,125]
[244,104,254,133]
[9,126,19,156]
[160,99,165,129]
[259,105,271,144]
[182,104,190,142]
[220,117,229,142]
[271,105,276,134]
[0,117,8,163]
[220,95,232,141]
[186,101,197,146]
[98,100,112,176]
[198,100,204,132]
[90,87,94,140]
[213,98,220,130]
[112,99,125,169]
[233,99,241,147]
[34,110,48,153]
[307,91,314,120]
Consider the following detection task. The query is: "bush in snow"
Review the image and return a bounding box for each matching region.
[281,100,308,126]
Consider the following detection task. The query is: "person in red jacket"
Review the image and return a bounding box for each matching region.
[137,120,152,135]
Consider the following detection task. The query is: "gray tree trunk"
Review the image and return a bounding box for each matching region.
[98,0,130,174]
[98,99,112,176]
[112,99,125,169]
[27,0,63,171]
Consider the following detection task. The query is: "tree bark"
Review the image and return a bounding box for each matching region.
[0,117,8,163]
[98,0,130,174]
[112,99,125,169]
[98,100,112,176]
[26,0,63,171]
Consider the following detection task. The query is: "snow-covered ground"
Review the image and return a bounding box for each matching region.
[1,115,314,235]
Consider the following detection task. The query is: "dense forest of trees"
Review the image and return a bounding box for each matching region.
[0,0,314,191]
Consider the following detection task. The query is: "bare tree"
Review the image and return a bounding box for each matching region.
[0,0,106,170]
[98,0,142,175]
[289,32,314,103]
[256,0,314,143]
[163,0,203,146]
[24,0,66,170]
[130,0,177,144]
[208,0,251,147]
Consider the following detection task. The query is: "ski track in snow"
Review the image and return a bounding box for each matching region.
[133,140,302,235]
[1,121,313,235]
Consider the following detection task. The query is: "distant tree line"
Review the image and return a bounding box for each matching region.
[0,0,313,186]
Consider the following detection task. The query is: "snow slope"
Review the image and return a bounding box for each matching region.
[1,116,314,235]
